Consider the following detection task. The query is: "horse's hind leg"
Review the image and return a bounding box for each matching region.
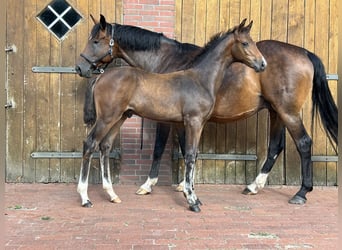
[243,110,285,195]
[99,117,127,203]
[136,123,171,195]
[285,117,313,204]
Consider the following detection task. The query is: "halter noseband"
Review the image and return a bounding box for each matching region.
[80,24,115,73]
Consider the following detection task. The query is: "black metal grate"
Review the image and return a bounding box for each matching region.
[37,0,82,40]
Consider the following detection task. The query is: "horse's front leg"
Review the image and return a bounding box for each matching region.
[183,117,204,212]
[136,123,171,195]
[99,117,127,203]
[243,111,285,195]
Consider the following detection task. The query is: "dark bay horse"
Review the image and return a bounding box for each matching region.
[77,15,337,206]
[75,19,266,212]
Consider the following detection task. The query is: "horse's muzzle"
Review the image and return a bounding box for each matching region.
[75,64,92,78]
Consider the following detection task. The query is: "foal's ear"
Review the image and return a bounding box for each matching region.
[90,14,97,25]
[100,14,106,30]
[245,20,253,33]
[238,18,247,31]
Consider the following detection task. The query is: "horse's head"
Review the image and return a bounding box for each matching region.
[231,19,267,72]
[75,14,121,78]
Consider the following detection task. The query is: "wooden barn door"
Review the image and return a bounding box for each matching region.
[172,0,338,186]
[5,0,122,183]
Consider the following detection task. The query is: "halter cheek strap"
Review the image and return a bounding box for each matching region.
[80,24,116,72]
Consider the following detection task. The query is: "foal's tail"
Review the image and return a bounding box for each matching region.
[306,51,338,145]
[83,77,97,127]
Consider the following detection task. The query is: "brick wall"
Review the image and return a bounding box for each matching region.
[119,0,176,185]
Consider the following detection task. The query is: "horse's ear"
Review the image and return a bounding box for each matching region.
[100,14,106,30]
[90,14,98,24]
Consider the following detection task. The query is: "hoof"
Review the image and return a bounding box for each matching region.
[175,185,184,192]
[82,200,93,208]
[288,195,307,205]
[136,188,150,195]
[196,198,203,206]
[189,204,201,213]
[111,197,122,203]
[242,187,256,195]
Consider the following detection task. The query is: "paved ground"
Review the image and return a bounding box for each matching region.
[5,183,337,249]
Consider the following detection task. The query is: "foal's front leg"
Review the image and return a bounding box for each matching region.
[77,133,97,207]
[183,118,204,212]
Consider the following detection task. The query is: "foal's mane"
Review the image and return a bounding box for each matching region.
[187,27,236,68]
[90,22,200,53]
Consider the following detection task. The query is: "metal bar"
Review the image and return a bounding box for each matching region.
[173,152,257,161]
[32,66,76,73]
[326,74,338,80]
[31,151,120,159]
[31,67,338,80]
[311,155,338,162]
[32,66,103,74]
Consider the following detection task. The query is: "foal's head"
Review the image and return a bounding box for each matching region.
[75,15,121,78]
[230,19,267,72]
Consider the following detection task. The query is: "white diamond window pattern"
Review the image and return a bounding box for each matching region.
[37,0,82,40]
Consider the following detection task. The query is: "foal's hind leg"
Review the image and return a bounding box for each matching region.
[99,117,127,203]
[243,111,285,195]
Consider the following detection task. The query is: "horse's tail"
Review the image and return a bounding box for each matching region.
[306,51,338,145]
[83,78,97,127]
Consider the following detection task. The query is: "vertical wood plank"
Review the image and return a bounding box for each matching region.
[22,0,37,182]
[48,32,62,183]
[215,123,226,184]
[312,0,329,185]
[259,0,272,40]
[225,124,237,184]
[194,0,206,46]
[60,0,78,183]
[174,0,183,41]
[219,0,229,31]
[35,0,51,183]
[326,0,338,186]
[181,0,195,43]
[6,0,25,182]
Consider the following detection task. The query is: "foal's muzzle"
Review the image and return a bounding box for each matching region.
[254,57,267,72]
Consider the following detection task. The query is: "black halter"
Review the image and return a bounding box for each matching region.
[80,24,115,73]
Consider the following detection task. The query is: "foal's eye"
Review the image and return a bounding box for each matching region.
[242,42,249,47]
[93,40,99,44]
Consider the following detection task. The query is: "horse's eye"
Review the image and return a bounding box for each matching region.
[242,42,249,47]
[93,40,99,44]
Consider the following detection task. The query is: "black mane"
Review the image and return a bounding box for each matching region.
[90,22,201,53]
[114,24,163,51]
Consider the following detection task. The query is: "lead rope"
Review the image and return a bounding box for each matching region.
[140,118,144,150]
